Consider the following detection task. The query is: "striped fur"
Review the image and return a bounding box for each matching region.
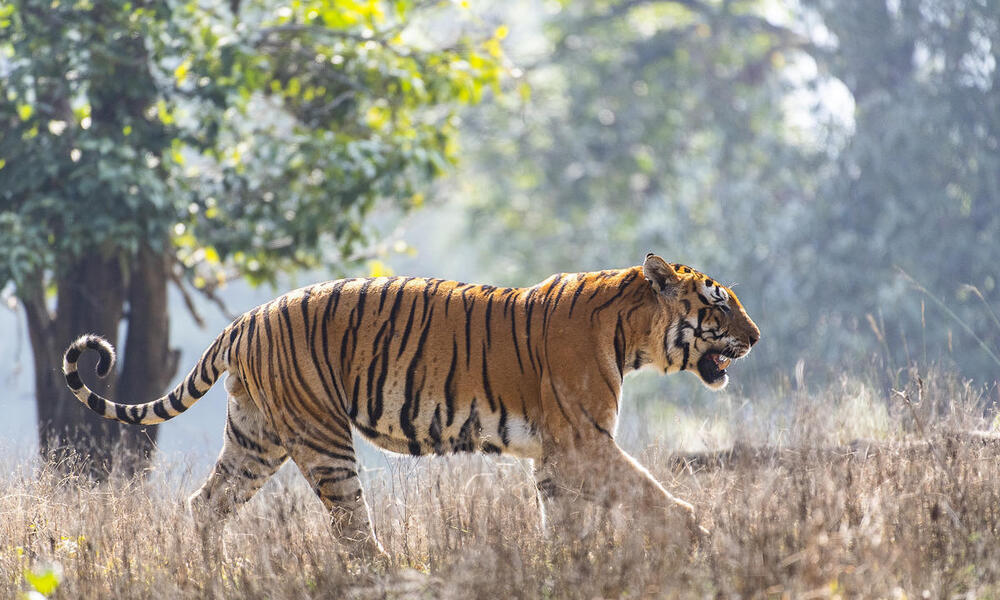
[62,253,759,555]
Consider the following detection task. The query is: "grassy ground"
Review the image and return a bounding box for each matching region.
[4,369,1000,598]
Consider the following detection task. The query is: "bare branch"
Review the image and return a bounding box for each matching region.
[667,431,1000,475]
[166,263,206,329]
[197,283,239,322]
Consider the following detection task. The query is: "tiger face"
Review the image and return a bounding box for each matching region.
[642,253,760,390]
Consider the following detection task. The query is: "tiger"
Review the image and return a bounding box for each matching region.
[62,253,759,557]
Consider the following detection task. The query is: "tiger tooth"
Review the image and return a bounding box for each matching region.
[716,356,731,370]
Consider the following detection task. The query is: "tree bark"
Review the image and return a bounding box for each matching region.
[29,250,127,476]
[116,245,179,477]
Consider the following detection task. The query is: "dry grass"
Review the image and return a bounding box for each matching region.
[4,369,1000,599]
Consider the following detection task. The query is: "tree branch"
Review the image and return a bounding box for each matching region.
[167,262,206,329]
[19,272,55,358]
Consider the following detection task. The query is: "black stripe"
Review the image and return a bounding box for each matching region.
[484,294,494,347]
[395,296,419,360]
[510,302,525,374]
[538,275,563,336]
[245,309,266,398]
[365,320,390,424]
[168,389,187,413]
[87,392,104,414]
[481,341,496,412]
[278,296,316,410]
[349,376,360,420]
[400,306,435,451]
[462,286,475,368]
[370,280,410,427]
[187,376,205,400]
[453,401,481,453]
[588,273,639,323]
[568,275,587,317]
[523,287,538,372]
[502,290,515,316]
[549,277,570,312]
[444,338,458,426]
[429,405,444,455]
[376,278,393,313]
[66,371,83,391]
[482,442,502,454]
[65,347,81,364]
[200,336,221,385]
[239,451,284,470]
[228,419,265,453]
[613,316,626,377]
[320,281,348,411]
[115,403,137,423]
[498,398,510,446]
[302,287,342,416]
[318,472,358,487]
[322,489,363,504]
[581,406,613,439]
[407,440,423,456]
[419,279,435,326]
[353,421,381,440]
[153,400,171,420]
[130,404,148,423]
[312,465,359,484]
[298,437,357,464]
[95,352,113,378]
[544,376,575,431]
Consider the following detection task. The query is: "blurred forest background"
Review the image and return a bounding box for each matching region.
[1,0,999,471]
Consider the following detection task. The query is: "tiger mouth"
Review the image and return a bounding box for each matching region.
[697,351,736,384]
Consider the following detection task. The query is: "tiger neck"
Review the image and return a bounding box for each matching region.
[577,266,658,378]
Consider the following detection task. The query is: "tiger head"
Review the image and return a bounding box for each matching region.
[640,253,760,390]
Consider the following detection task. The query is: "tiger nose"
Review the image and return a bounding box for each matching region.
[748,330,760,347]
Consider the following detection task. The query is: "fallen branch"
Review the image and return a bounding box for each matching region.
[667,431,1000,474]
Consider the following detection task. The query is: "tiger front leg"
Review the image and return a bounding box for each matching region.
[535,441,706,553]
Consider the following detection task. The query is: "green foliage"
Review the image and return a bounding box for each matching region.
[794,0,1000,378]
[446,0,1000,383]
[451,0,822,375]
[0,0,503,289]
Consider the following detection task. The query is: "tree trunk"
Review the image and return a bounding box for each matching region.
[25,244,178,479]
[116,245,179,477]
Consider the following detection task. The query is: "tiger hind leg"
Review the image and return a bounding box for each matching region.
[286,431,386,560]
[187,375,288,525]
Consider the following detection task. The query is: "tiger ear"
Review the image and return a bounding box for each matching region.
[643,253,681,296]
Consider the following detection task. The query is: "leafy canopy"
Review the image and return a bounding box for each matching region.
[0,0,506,289]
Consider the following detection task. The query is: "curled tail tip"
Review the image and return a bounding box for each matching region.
[63,334,117,378]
